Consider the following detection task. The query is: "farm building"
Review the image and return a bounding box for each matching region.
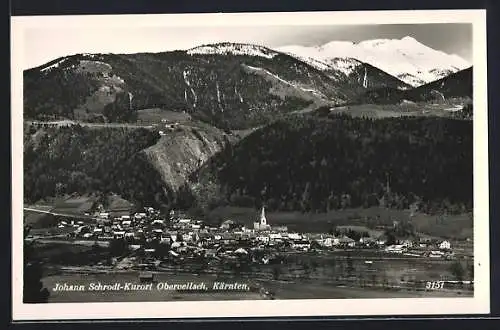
[439,240,451,250]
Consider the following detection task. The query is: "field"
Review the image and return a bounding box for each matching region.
[25,195,96,215]
[105,194,135,217]
[206,206,473,240]
[24,194,136,228]
[50,196,96,215]
[329,103,467,119]
[136,108,192,124]
[24,209,55,228]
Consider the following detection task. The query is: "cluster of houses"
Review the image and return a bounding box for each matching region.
[157,121,180,136]
[56,206,454,260]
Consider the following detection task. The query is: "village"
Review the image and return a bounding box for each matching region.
[51,205,459,265]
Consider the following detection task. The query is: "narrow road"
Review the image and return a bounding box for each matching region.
[34,238,110,247]
[25,120,154,129]
[24,207,98,221]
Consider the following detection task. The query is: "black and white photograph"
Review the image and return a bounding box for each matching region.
[11,9,489,320]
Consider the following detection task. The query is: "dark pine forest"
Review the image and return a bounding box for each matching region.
[198,114,472,215]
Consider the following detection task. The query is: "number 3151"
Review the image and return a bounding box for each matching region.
[426,281,444,290]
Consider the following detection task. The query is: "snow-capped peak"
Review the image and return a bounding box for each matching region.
[279,52,334,71]
[325,57,364,75]
[187,42,278,59]
[276,36,471,87]
[40,58,68,73]
[402,36,416,41]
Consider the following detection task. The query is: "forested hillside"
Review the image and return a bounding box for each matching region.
[354,67,473,104]
[24,49,351,129]
[23,125,172,207]
[195,114,472,215]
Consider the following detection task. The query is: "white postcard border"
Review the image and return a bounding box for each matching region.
[11,9,489,320]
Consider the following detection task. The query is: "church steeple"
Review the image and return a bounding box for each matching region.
[260,206,267,226]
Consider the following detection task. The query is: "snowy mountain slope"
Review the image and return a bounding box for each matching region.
[277,36,470,87]
[190,43,409,90]
[187,42,279,59]
[281,51,411,90]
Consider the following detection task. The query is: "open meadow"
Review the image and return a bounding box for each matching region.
[329,102,468,119]
[207,206,473,240]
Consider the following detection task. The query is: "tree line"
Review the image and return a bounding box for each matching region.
[195,113,473,215]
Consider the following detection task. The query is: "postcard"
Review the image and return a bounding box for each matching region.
[11,9,489,320]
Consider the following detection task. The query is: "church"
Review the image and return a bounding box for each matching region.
[253,206,271,231]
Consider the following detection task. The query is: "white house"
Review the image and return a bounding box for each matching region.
[337,236,356,248]
[439,240,451,250]
[292,240,311,250]
[430,250,445,258]
[318,236,334,247]
[288,233,302,240]
[234,247,248,255]
[400,239,414,248]
[256,235,270,243]
[323,237,335,247]
[385,245,405,253]
[152,219,165,226]
[171,241,182,249]
[359,237,376,246]
[269,233,282,240]
[220,219,235,230]
[113,231,125,239]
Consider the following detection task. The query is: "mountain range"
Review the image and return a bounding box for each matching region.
[23,38,472,129]
[25,45,351,129]
[277,36,470,87]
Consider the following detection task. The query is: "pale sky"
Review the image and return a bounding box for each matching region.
[23,23,472,70]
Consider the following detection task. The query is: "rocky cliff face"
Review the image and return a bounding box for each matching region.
[143,125,229,193]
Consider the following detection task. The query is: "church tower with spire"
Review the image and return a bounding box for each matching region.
[254,205,270,231]
[260,206,267,226]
